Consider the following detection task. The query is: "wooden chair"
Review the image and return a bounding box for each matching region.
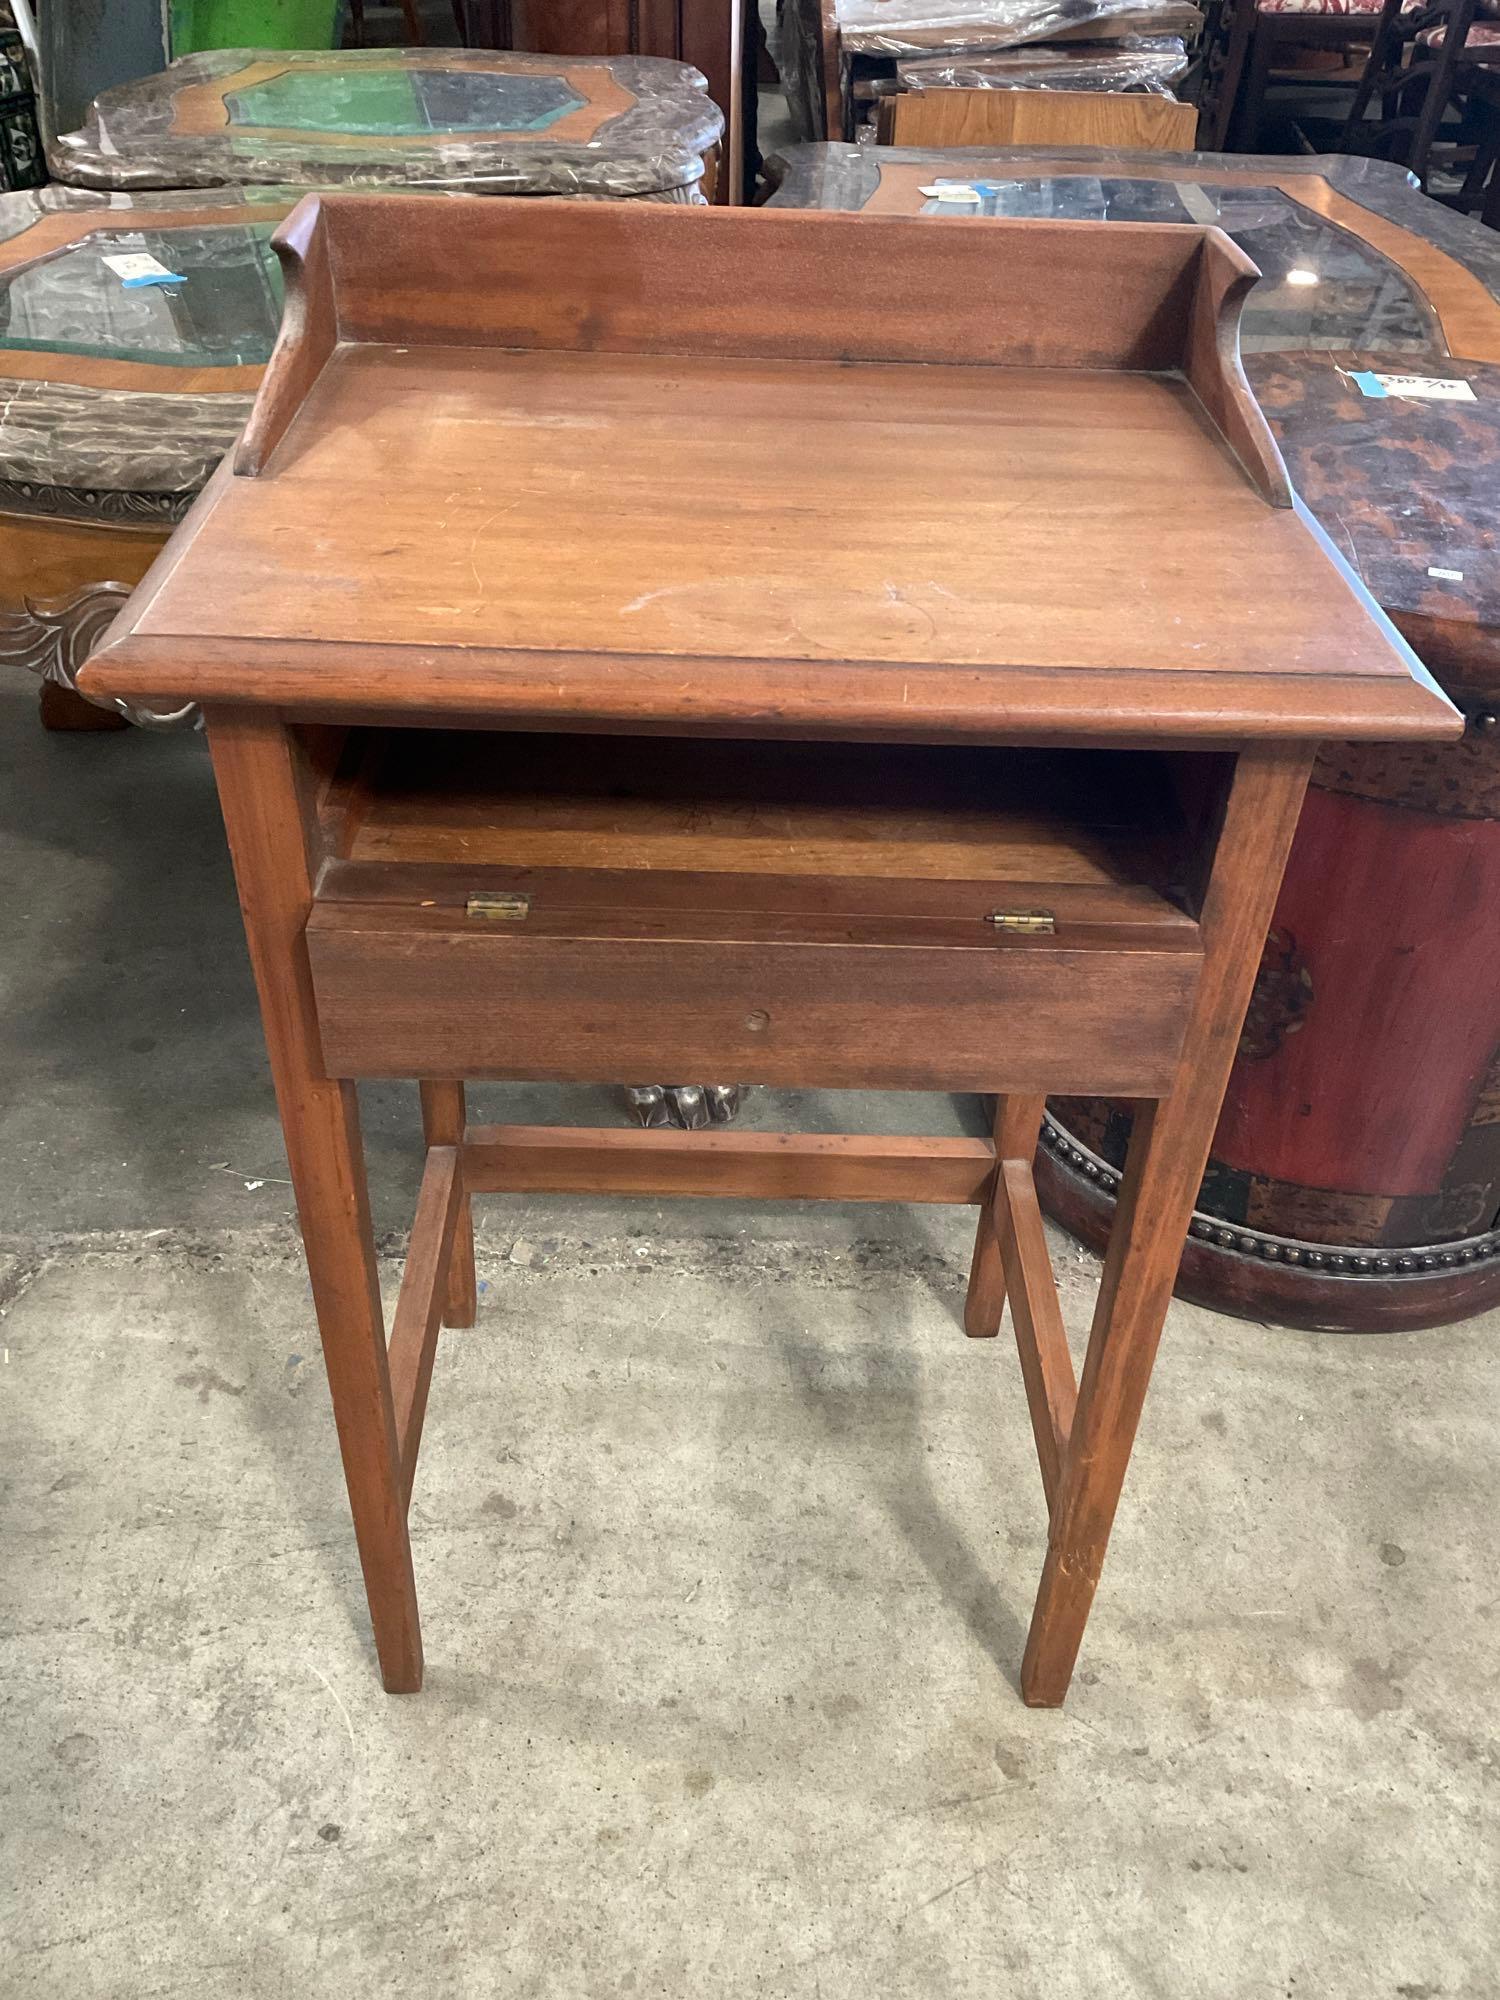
[1453,57,1500,218]
[1201,0,1389,150]
[346,0,472,46]
[1338,0,1484,184]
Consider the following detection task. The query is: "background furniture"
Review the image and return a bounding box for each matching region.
[45,47,724,203]
[893,33,1193,90]
[876,77,1199,137]
[768,141,1500,1331]
[1198,0,1388,151]
[781,0,1202,141]
[0,181,304,730]
[1336,0,1480,183]
[0,5,41,190]
[79,192,1454,1705]
[506,0,750,200]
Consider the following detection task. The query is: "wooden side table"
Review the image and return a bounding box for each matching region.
[80,196,1457,1705]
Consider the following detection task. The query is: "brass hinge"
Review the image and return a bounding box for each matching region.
[466,892,531,922]
[986,909,1056,935]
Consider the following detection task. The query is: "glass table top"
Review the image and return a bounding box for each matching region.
[224,68,588,137]
[0,222,283,367]
[911,178,1439,353]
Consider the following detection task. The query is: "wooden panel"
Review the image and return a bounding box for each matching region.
[319,861,1195,938]
[237,196,338,476]
[995,1159,1078,1510]
[316,196,1205,367]
[387,1144,462,1509]
[886,88,1199,154]
[462,1125,999,1201]
[305,906,1199,1093]
[1184,232,1291,508]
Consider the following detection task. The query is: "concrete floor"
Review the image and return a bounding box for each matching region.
[3,672,1500,1994]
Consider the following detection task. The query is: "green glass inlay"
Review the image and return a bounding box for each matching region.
[225,66,585,135]
[0,223,284,367]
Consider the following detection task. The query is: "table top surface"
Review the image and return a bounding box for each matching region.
[47,48,723,197]
[136,345,1391,677]
[76,194,1454,746]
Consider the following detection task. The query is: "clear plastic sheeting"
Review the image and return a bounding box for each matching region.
[896,34,1190,91]
[777,0,831,142]
[836,0,1202,55]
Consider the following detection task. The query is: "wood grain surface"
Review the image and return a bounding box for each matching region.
[884,88,1200,153]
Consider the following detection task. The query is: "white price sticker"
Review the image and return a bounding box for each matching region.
[101,252,186,288]
[918,183,982,204]
[1351,369,1476,402]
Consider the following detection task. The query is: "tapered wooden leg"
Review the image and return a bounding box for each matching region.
[420,1081,477,1328]
[1021,747,1314,1706]
[208,708,423,1693]
[965,1095,1046,1337]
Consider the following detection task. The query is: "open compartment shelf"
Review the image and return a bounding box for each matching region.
[307,730,1203,1097]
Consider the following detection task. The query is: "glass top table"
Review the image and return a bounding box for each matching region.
[0,219,283,369]
[46,48,724,202]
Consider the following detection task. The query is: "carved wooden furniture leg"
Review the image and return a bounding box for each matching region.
[208,709,423,1694]
[964,1094,1047,1338]
[1021,747,1312,1706]
[420,1081,477,1327]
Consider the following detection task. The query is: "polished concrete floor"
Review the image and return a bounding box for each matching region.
[3,675,1499,1995]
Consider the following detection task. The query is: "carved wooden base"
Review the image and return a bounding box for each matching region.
[1,581,198,730]
[1036,1112,1500,1334]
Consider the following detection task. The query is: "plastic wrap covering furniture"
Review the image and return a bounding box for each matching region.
[896,33,1189,88]
[47,48,725,199]
[0,9,43,192]
[777,0,830,141]
[835,0,1201,53]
